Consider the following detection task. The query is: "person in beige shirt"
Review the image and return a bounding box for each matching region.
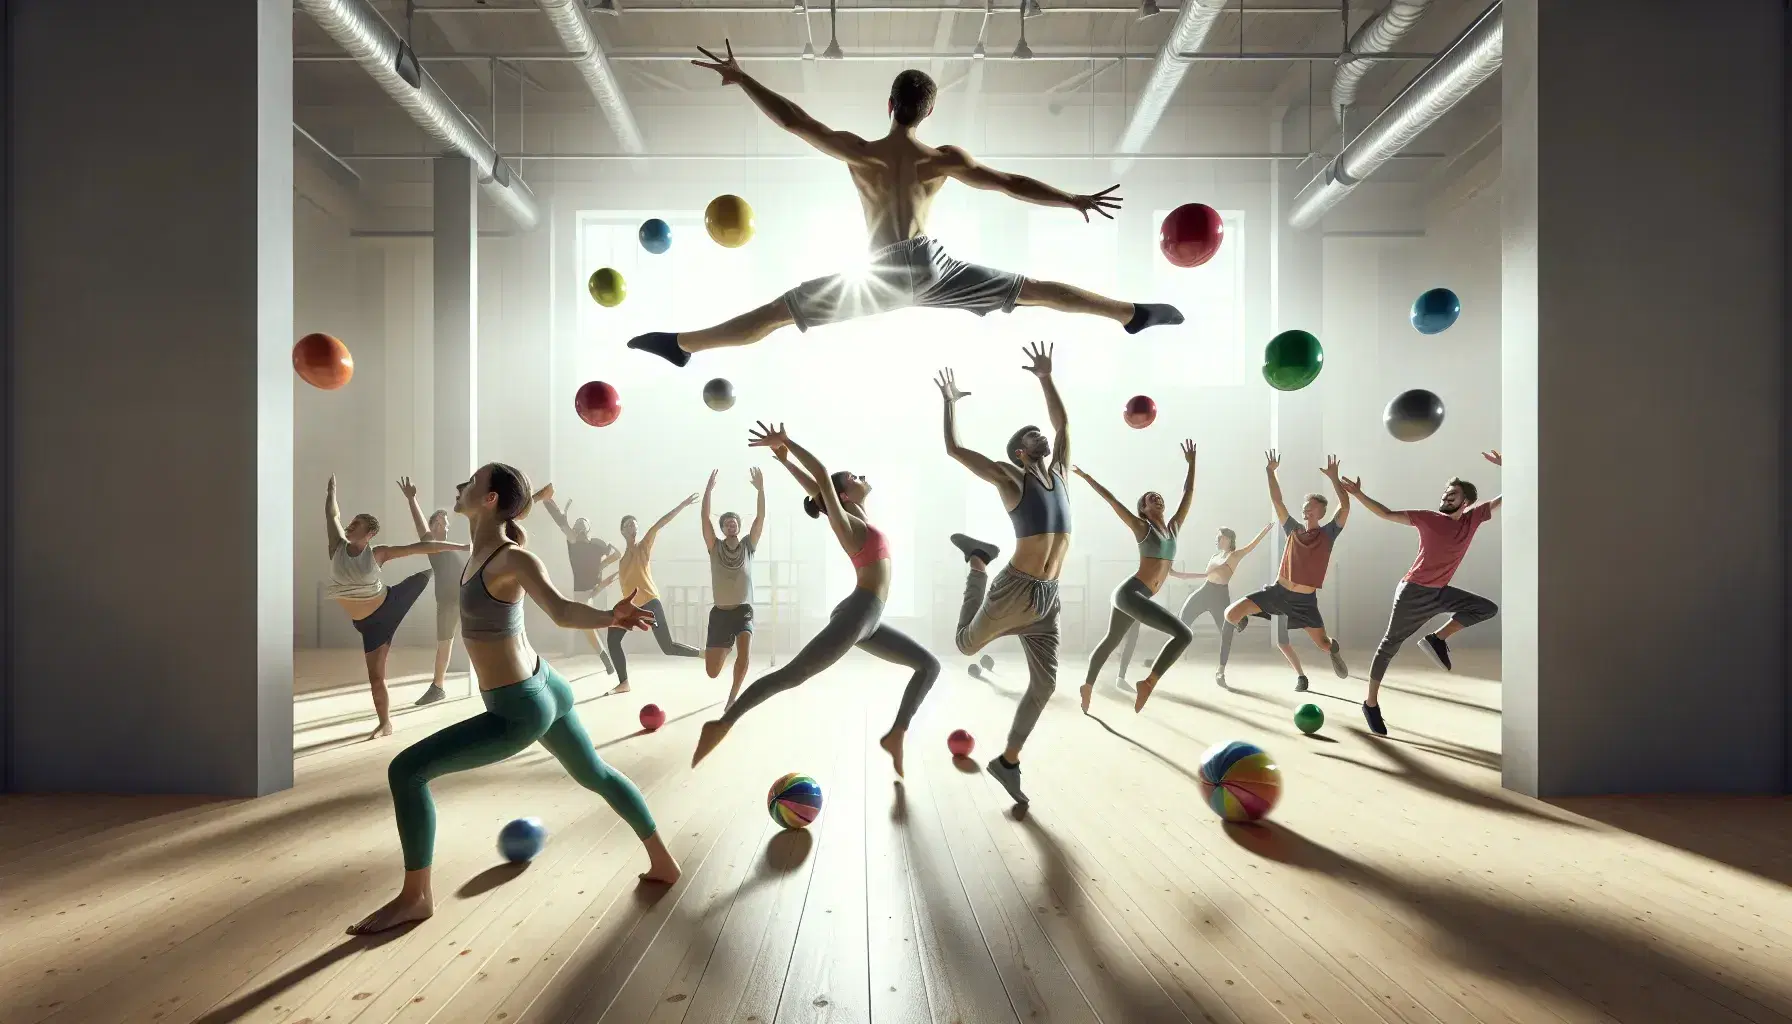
[604,493,703,695]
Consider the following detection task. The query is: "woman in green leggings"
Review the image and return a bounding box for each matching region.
[349,462,681,936]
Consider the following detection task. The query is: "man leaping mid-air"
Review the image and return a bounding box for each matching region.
[628,45,1184,368]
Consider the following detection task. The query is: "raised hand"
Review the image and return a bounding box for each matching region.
[1483,450,1502,466]
[692,39,746,86]
[706,469,719,493]
[1070,464,1090,480]
[934,368,969,403]
[678,492,699,509]
[749,466,765,489]
[1181,439,1197,464]
[748,420,790,450]
[397,476,417,500]
[1321,455,1342,480]
[1071,184,1123,223]
[1265,449,1281,472]
[611,591,658,632]
[1022,341,1054,377]
[1339,475,1364,495]
[536,482,555,503]
[327,474,337,493]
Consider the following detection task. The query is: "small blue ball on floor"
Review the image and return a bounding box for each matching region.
[498,817,548,862]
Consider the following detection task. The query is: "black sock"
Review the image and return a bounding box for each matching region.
[999,756,1019,770]
[627,331,691,368]
[1124,303,1185,335]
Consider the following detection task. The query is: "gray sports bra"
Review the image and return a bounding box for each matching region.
[460,544,525,640]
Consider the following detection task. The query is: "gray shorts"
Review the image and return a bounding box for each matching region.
[1245,582,1325,632]
[782,236,1025,331]
[706,604,754,648]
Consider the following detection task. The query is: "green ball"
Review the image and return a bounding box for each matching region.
[1263,329,1324,391]
[1294,703,1325,734]
[587,267,627,307]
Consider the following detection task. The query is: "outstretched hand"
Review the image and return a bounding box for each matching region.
[536,482,555,503]
[1022,341,1054,377]
[1181,439,1197,464]
[706,469,719,492]
[1339,475,1364,495]
[1071,184,1123,222]
[749,466,765,489]
[1265,449,1281,472]
[1069,464,1091,481]
[1482,449,1502,466]
[934,368,969,403]
[1321,455,1342,480]
[611,591,657,632]
[693,39,746,86]
[397,476,418,500]
[748,420,790,450]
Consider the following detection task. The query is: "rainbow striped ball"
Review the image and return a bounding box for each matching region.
[767,772,823,829]
[1196,741,1283,822]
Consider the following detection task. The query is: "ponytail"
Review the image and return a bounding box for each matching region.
[503,518,528,545]
[485,462,535,548]
[802,496,823,519]
[803,470,856,520]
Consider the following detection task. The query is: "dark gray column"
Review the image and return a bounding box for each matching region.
[8,0,293,794]
[1502,0,1787,796]
[435,157,478,671]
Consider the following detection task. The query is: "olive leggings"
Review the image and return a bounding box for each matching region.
[1085,577,1193,687]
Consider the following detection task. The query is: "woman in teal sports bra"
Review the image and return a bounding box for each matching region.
[1071,439,1198,714]
[348,462,680,936]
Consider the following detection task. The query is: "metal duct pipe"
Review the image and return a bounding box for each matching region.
[1113,0,1230,154]
[1289,2,1501,229]
[1332,0,1434,125]
[534,0,646,152]
[295,0,540,229]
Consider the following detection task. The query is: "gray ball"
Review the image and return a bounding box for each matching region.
[702,377,736,412]
[1384,388,1445,442]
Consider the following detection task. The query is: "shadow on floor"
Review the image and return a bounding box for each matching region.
[188,925,420,1023]
[457,860,530,898]
[1314,737,1590,830]
[1545,795,1792,889]
[1083,712,1208,789]
[1222,820,1792,1021]
[0,793,226,853]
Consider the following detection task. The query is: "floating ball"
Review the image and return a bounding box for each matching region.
[767,772,822,829]
[293,333,354,391]
[639,703,666,731]
[1196,740,1283,823]
[574,381,621,428]
[702,377,736,412]
[1384,388,1446,442]
[979,655,995,670]
[948,729,975,759]
[967,664,984,679]
[705,194,755,248]
[587,267,627,307]
[1123,395,1157,429]
[1294,703,1324,735]
[497,817,547,862]
[1159,203,1224,268]
[1262,330,1324,392]
[638,218,672,255]
[1410,287,1461,335]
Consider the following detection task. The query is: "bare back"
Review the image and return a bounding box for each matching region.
[848,135,957,250]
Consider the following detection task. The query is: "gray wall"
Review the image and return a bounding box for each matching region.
[1503,0,1788,796]
[7,0,293,795]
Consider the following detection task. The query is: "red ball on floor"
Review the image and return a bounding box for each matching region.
[948,729,975,759]
[639,704,666,731]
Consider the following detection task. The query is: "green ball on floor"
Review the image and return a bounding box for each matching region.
[1294,703,1325,734]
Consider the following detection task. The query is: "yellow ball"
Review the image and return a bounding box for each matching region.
[704,194,755,248]
[587,267,626,307]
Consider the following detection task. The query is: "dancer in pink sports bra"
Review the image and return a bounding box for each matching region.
[691,422,940,777]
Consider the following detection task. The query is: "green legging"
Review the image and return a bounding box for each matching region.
[386,659,655,870]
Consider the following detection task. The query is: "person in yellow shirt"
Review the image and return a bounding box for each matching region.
[605,493,703,695]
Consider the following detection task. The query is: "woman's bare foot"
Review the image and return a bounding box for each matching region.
[690,719,732,766]
[878,729,906,777]
[347,891,432,935]
[638,834,682,885]
[603,681,632,697]
[1133,676,1159,713]
[368,721,394,740]
[1078,682,1094,714]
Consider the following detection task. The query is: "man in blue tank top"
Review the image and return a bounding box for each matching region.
[937,342,1072,807]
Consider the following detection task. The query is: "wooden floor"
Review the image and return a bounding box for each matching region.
[6,647,1792,1024]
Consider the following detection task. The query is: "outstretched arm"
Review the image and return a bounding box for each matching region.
[1170,440,1197,529]
[373,539,469,566]
[503,547,653,632]
[1233,523,1274,563]
[935,146,1122,222]
[1264,450,1291,524]
[700,470,719,550]
[1023,343,1070,470]
[751,423,862,552]
[1323,455,1351,528]
[692,41,869,163]
[748,467,767,548]
[1339,477,1411,525]
[1482,449,1504,514]
[541,495,577,539]
[325,476,346,555]
[398,477,429,541]
[647,493,699,541]
[772,447,820,497]
[1069,465,1146,538]
[936,369,1011,487]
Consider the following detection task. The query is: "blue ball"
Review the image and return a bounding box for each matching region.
[1410,287,1461,335]
[638,218,672,255]
[497,817,547,862]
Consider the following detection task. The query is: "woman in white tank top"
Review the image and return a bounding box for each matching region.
[326,476,468,738]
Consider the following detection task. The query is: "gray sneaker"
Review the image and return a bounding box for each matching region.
[413,685,446,707]
[986,757,1029,806]
[1328,638,1349,679]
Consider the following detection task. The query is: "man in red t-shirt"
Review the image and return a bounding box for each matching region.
[1223,450,1351,692]
[1341,450,1502,736]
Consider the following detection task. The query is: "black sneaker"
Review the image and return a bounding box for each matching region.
[1327,638,1349,679]
[1420,633,1453,671]
[986,757,1029,805]
[949,533,1001,566]
[1293,675,1309,693]
[1362,702,1388,736]
[1232,617,1248,634]
[413,685,446,707]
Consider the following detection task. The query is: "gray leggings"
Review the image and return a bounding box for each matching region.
[1086,577,1193,686]
[1118,581,1234,676]
[607,597,701,683]
[955,566,1061,752]
[1370,582,1498,681]
[722,588,940,730]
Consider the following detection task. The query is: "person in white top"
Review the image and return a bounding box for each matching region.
[1115,522,1272,689]
[326,476,467,738]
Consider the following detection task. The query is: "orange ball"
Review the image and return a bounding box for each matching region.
[293,333,354,390]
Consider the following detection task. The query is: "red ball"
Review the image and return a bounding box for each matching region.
[574,381,621,427]
[639,704,666,731]
[1160,203,1224,268]
[293,333,354,390]
[948,729,975,759]
[1124,395,1157,429]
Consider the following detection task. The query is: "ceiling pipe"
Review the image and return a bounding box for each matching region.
[1113,0,1230,156]
[534,0,646,152]
[1332,0,1435,126]
[294,0,540,229]
[1288,2,1501,230]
